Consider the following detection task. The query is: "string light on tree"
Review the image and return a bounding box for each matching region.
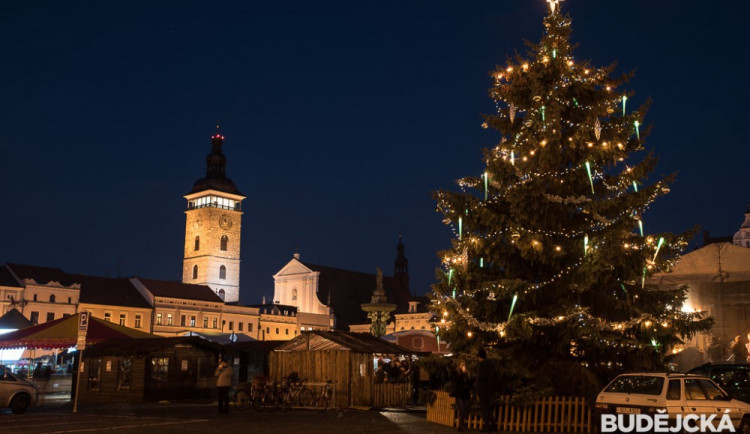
[430,0,711,388]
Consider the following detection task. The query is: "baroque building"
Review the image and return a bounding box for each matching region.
[272,237,412,331]
[182,133,244,303]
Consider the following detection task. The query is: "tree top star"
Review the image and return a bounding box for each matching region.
[547,0,564,14]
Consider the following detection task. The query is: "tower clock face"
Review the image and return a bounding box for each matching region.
[219,215,233,230]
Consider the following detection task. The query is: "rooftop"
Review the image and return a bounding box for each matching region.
[137,278,224,303]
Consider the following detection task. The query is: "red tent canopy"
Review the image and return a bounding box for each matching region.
[0,313,158,349]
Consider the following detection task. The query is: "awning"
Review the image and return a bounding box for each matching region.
[0,313,158,349]
[650,243,750,285]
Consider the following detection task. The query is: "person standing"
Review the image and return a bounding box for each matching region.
[476,349,497,433]
[453,360,472,432]
[215,356,233,414]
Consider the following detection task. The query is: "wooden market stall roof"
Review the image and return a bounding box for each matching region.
[274,330,412,354]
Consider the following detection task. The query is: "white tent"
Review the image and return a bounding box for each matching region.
[650,243,750,285]
[650,243,750,363]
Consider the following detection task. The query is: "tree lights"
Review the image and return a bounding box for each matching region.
[429,1,711,386]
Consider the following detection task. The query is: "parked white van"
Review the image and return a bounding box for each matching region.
[595,373,750,433]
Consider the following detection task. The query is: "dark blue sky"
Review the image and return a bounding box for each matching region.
[1,1,748,305]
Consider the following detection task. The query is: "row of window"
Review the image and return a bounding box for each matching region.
[29,311,70,324]
[264,327,296,337]
[154,313,255,333]
[194,235,229,251]
[192,265,227,280]
[101,312,142,328]
[227,321,254,332]
[188,195,238,210]
[26,310,308,339]
[6,294,73,304]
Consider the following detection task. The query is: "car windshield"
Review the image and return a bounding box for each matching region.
[604,376,664,395]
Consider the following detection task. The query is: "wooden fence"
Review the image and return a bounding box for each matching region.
[427,391,593,433]
[372,383,411,408]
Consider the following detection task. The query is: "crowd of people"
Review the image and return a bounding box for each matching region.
[373,358,413,384]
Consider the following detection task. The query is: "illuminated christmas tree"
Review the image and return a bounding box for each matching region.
[431,2,712,385]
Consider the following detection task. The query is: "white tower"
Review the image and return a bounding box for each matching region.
[182,132,245,302]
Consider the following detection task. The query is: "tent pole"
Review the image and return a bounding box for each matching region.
[73,349,83,413]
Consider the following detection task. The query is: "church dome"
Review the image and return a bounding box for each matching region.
[189,176,241,195]
[188,133,243,195]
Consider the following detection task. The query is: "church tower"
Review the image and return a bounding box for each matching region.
[394,234,409,294]
[182,131,245,302]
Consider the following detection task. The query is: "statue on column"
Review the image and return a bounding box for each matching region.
[361,267,397,337]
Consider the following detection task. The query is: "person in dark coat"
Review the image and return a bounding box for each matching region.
[453,360,472,432]
[476,348,497,433]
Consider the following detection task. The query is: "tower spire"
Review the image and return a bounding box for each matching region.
[394,234,409,294]
[394,234,408,274]
[206,131,227,178]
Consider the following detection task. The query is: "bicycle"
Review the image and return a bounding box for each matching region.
[233,384,252,411]
[315,380,334,413]
[281,376,314,409]
[262,381,283,412]
[234,377,267,412]
[250,383,265,412]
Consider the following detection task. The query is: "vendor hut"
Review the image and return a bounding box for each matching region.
[269,330,413,408]
[77,336,221,403]
[224,340,285,384]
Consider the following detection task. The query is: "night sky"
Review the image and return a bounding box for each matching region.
[2,1,748,305]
